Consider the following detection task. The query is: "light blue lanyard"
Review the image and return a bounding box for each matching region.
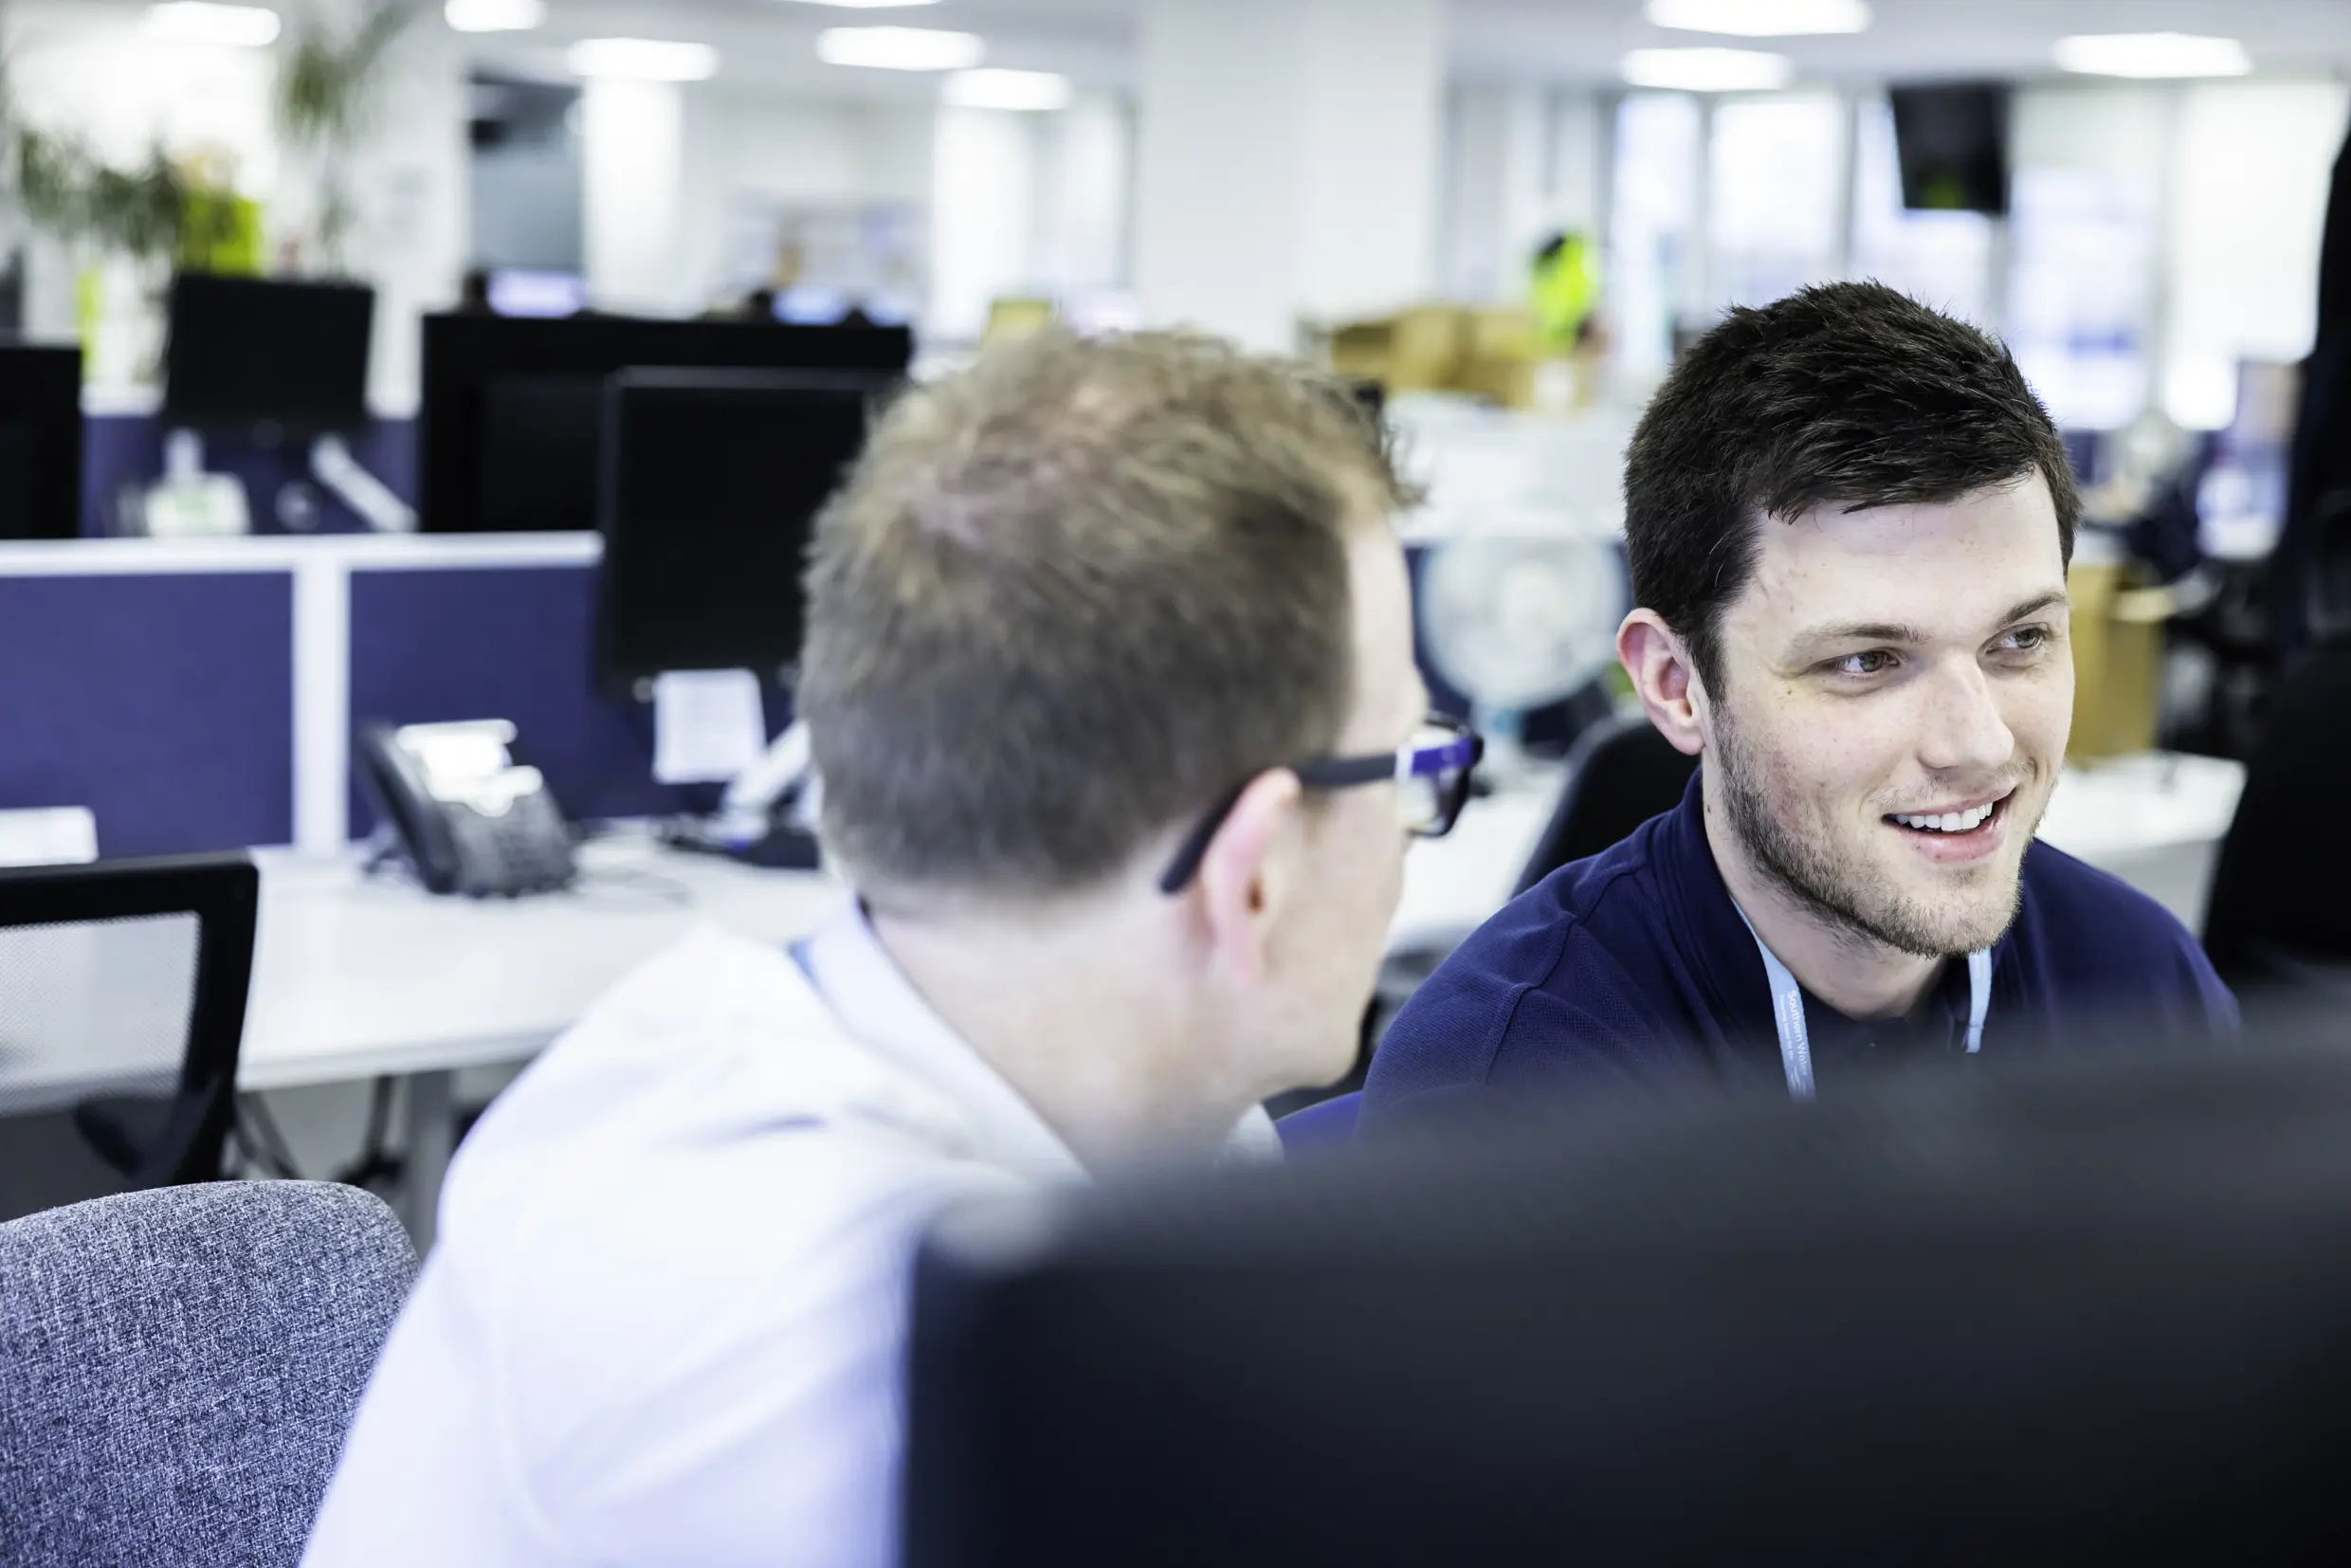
[1732,906,1992,1101]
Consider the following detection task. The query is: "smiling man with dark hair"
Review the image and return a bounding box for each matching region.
[1365,283,2234,1120]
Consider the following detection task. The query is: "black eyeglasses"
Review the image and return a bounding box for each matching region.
[1157,714,1484,895]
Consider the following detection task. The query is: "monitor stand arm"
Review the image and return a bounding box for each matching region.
[662,720,824,870]
[719,720,814,834]
[311,433,416,534]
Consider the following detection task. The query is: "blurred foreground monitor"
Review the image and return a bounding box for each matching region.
[910,1022,2351,1566]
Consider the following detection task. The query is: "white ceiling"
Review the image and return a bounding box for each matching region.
[480,0,2351,95]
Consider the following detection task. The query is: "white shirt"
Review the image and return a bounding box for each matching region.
[302,902,1276,1568]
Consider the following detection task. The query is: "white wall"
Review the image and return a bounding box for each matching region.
[1134,0,1441,347]
[2164,80,2351,426]
[1033,95,1131,299]
[1291,0,1444,324]
[930,105,1042,341]
[581,78,689,317]
[344,26,469,414]
[1443,82,1548,302]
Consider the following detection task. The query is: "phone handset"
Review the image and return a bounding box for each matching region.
[355,720,576,898]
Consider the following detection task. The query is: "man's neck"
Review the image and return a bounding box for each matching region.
[1701,792,1944,1022]
[862,894,1245,1171]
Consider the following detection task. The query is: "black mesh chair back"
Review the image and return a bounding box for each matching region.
[1511,715,1697,898]
[2206,499,2351,986]
[0,854,259,1190]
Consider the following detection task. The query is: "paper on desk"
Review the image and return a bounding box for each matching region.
[0,806,98,867]
[652,670,768,785]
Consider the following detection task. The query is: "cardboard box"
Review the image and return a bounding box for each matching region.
[1326,304,1540,406]
[1328,304,1466,392]
[2067,560,2168,759]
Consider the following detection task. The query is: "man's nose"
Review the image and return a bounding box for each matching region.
[1915,657,2015,776]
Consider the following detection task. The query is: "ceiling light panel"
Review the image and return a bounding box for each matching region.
[1646,0,1869,37]
[943,68,1072,111]
[569,37,721,81]
[1620,47,1795,92]
[817,26,986,70]
[2053,33,2251,79]
[446,0,544,32]
[142,3,282,46]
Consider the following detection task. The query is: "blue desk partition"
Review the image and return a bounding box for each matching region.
[347,562,791,833]
[0,572,293,854]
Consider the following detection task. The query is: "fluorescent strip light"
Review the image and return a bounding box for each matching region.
[817,26,985,70]
[446,0,543,32]
[1620,46,1794,92]
[1646,0,1869,36]
[778,0,942,7]
[942,68,1071,111]
[569,37,720,81]
[2054,32,2251,79]
[142,2,282,46]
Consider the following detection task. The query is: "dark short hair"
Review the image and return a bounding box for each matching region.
[798,327,1415,897]
[1623,282,2080,696]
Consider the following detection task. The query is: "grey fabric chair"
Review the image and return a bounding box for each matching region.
[0,1180,417,1568]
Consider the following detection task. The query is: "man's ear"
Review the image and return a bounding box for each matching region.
[1193,768,1303,987]
[1617,610,1707,758]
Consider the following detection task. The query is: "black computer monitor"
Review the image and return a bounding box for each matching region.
[906,1039,2351,1566]
[161,273,374,430]
[593,368,892,697]
[418,312,913,533]
[0,344,82,539]
[1889,82,2010,216]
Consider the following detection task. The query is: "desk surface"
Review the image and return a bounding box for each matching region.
[0,754,2249,1114]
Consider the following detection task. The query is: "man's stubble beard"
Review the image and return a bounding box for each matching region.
[1712,702,2031,960]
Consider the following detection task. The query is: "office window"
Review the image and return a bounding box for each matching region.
[2006,165,2157,432]
[1708,94,1846,313]
[1849,96,1996,327]
[1609,92,1701,379]
[2163,82,2350,429]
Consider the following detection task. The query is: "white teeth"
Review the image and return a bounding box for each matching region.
[1893,801,1996,833]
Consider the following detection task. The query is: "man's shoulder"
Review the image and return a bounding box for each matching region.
[1365,824,1682,1113]
[398,921,1017,1561]
[2018,838,2207,965]
[2016,839,2235,1025]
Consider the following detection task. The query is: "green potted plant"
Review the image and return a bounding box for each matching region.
[275,0,423,274]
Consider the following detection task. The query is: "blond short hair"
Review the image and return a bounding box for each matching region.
[797,328,1415,896]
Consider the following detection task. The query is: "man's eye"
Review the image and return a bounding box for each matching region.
[1834,650,1897,677]
[2003,626,2050,652]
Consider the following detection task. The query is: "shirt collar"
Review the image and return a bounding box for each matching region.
[793,900,1086,1183]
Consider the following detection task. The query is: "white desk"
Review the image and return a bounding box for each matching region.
[211,752,2273,1103]
[240,835,846,1094]
[0,753,2247,1242]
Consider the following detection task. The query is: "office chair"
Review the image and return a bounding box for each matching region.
[2203,491,2351,989]
[1507,713,1698,898]
[0,1181,417,1568]
[0,854,260,1195]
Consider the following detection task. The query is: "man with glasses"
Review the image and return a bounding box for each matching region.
[303,329,1467,1568]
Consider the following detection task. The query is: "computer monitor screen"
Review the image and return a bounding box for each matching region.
[907,1040,2351,1566]
[161,273,374,429]
[1888,83,2010,216]
[477,374,604,535]
[0,344,82,539]
[594,369,889,694]
[419,313,913,533]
